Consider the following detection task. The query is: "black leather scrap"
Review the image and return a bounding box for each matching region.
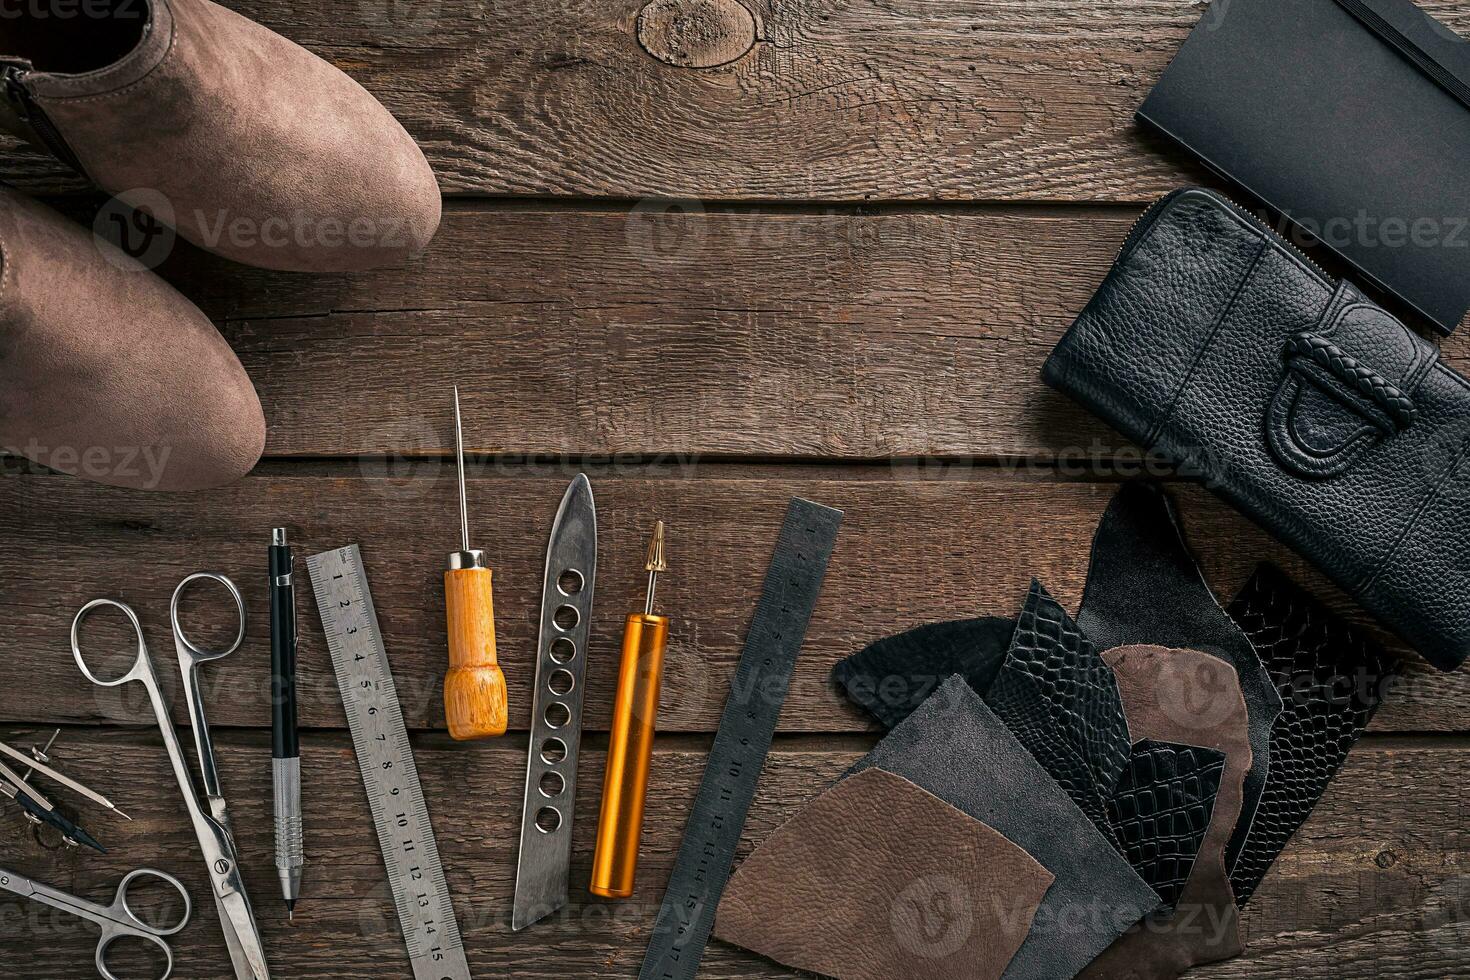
[1224,562,1396,904]
[1106,740,1226,909]
[1075,479,1282,878]
[985,581,1133,844]
[830,616,1015,729]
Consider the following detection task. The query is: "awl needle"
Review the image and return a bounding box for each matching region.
[454,384,470,554]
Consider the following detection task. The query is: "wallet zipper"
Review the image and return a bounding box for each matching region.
[2,65,87,177]
[1119,188,1333,285]
[1117,189,1189,262]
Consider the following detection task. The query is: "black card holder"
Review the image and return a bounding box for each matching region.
[1044,187,1470,671]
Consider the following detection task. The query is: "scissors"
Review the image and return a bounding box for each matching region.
[0,865,190,980]
[71,572,271,980]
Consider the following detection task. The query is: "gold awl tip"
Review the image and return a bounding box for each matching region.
[645,520,667,573]
[642,520,666,616]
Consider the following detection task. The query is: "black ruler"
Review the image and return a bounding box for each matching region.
[638,497,843,980]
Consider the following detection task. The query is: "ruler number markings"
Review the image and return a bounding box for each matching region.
[307,546,472,980]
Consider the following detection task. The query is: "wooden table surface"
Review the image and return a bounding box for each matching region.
[4,1,1470,976]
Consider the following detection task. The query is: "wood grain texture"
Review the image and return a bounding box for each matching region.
[0,728,1461,978]
[110,203,1467,460]
[0,466,1453,733]
[179,203,1136,461]
[5,0,1462,201]
[0,0,1200,200]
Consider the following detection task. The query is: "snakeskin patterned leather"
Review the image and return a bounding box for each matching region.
[1225,563,1396,904]
[985,580,1132,845]
[1106,740,1226,909]
[1076,479,1281,876]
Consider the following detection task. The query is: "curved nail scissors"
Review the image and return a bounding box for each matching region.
[71,572,270,980]
[0,865,190,980]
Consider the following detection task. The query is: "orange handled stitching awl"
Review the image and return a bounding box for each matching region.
[443,386,508,740]
[590,520,670,899]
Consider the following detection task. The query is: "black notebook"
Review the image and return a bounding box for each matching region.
[1139,0,1470,335]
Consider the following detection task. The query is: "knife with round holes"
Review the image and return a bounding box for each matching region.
[512,474,598,931]
[637,497,843,980]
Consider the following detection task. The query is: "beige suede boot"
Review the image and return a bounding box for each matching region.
[0,186,264,490]
[1,0,440,272]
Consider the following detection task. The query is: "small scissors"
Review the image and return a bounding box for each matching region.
[0,865,190,980]
[71,572,271,980]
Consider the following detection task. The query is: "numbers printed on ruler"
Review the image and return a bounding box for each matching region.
[307,545,473,980]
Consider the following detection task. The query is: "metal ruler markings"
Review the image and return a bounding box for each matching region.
[637,498,843,980]
[306,545,472,980]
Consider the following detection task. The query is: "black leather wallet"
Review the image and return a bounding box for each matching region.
[1043,187,1470,671]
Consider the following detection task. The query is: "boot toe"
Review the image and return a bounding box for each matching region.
[0,188,265,492]
[27,0,443,273]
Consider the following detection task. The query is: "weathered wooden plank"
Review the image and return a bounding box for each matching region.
[0,730,1462,977]
[0,0,1207,200]
[189,204,1134,461]
[9,0,1463,201]
[125,205,1468,459]
[0,467,1453,733]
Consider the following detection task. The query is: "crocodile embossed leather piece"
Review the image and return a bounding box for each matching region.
[714,768,1054,980]
[1225,563,1396,904]
[1082,645,1251,979]
[1076,480,1281,875]
[852,676,1161,980]
[985,581,1133,843]
[1106,741,1224,909]
[831,616,1016,729]
[1042,186,1470,671]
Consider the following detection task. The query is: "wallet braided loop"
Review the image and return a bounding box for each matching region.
[1285,333,1418,430]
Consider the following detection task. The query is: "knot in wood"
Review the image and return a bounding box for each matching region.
[636,0,757,69]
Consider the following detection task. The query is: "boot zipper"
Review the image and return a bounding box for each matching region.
[3,66,86,177]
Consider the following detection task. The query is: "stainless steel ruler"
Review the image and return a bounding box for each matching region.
[512,475,597,931]
[306,544,472,980]
[638,498,843,980]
